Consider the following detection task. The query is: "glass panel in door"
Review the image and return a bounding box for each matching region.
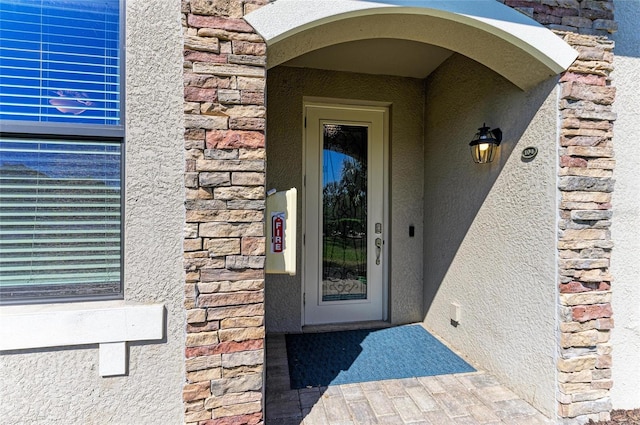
[322,124,368,302]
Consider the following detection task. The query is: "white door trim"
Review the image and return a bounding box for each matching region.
[302,99,389,326]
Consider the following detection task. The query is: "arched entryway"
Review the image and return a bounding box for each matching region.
[182,0,619,422]
[245,0,576,419]
[246,0,576,90]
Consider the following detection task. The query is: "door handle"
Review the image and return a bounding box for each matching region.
[375,238,382,265]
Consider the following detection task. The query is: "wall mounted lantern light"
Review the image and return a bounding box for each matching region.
[469,124,502,164]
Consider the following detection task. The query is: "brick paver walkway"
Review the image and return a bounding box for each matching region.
[265,332,554,425]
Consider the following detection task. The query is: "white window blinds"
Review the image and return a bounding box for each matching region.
[0,138,122,301]
[0,0,120,125]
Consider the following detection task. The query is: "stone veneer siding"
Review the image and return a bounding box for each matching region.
[181,0,618,424]
[181,0,269,424]
[556,33,616,424]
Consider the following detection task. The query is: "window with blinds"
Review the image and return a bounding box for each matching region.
[0,0,123,303]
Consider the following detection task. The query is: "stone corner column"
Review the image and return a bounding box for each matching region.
[181,0,269,424]
[555,31,616,425]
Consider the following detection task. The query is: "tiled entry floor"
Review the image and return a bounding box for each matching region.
[265,331,554,425]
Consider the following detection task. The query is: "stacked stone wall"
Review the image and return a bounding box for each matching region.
[499,0,617,35]
[556,33,616,424]
[182,0,268,424]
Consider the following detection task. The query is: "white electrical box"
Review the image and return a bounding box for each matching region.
[266,188,297,275]
[450,302,462,324]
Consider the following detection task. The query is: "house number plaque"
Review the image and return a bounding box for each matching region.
[522,146,538,161]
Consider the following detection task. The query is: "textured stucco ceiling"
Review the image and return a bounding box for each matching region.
[282,38,453,79]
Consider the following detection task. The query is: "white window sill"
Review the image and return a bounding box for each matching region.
[0,300,164,376]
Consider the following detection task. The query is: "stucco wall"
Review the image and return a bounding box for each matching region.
[422,54,558,416]
[266,66,425,332]
[0,1,186,423]
[610,0,640,410]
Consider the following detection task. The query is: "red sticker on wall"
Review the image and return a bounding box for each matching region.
[271,212,285,253]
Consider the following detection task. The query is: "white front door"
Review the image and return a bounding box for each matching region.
[303,102,387,325]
